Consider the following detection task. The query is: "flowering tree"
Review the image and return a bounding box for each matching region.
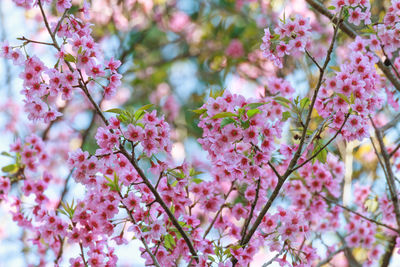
[2,0,400,266]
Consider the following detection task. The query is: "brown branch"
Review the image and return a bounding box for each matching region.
[336,232,362,267]
[291,113,349,172]
[317,193,399,233]
[370,137,390,179]
[18,36,55,47]
[54,235,63,264]
[203,182,235,239]
[370,117,400,229]
[240,178,261,241]
[119,146,198,262]
[79,242,88,267]
[316,246,346,267]
[380,113,400,133]
[380,236,397,267]
[390,142,400,158]
[267,161,281,179]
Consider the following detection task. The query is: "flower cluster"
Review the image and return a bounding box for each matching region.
[10,134,49,172]
[316,43,384,141]
[260,15,311,68]
[0,1,122,124]
[331,0,372,26]
[374,0,400,56]
[2,0,400,266]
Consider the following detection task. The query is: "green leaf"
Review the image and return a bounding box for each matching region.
[329,66,341,72]
[350,92,355,104]
[315,145,327,164]
[211,112,238,119]
[105,108,124,115]
[64,54,76,63]
[244,102,268,109]
[57,209,68,217]
[220,117,236,128]
[241,120,250,129]
[2,164,18,173]
[247,109,261,119]
[208,255,216,262]
[327,6,336,10]
[192,178,203,184]
[274,96,291,104]
[164,234,176,250]
[361,26,375,34]
[1,151,13,158]
[336,93,350,104]
[189,168,203,177]
[282,111,291,121]
[274,96,291,109]
[117,114,129,124]
[299,97,310,109]
[191,108,207,115]
[137,104,154,111]
[134,110,145,121]
[209,89,225,99]
[104,173,120,192]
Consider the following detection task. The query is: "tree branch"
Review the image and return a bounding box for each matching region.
[370,117,400,229]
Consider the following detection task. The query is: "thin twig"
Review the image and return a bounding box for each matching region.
[316,192,399,233]
[18,36,55,47]
[380,113,400,133]
[240,178,261,241]
[370,117,400,229]
[316,246,346,267]
[262,245,286,267]
[305,49,322,70]
[118,191,161,267]
[291,113,349,172]
[370,137,390,180]
[203,182,235,239]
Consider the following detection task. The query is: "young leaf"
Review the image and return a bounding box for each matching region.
[247,109,261,119]
[192,178,203,184]
[2,164,18,173]
[299,97,310,109]
[336,93,350,104]
[137,104,154,111]
[220,117,236,128]
[315,145,327,164]
[134,110,145,121]
[164,234,176,250]
[329,66,341,72]
[274,96,291,109]
[64,54,76,63]
[192,108,207,115]
[274,96,291,104]
[211,112,238,119]
[105,108,124,115]
[1,151,13,158]
[282,111,291,121]
[244,102,268,109]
